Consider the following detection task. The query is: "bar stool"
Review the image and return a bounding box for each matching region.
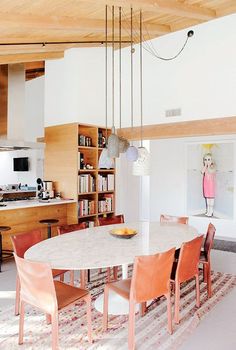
[39,219,59,239]
[0,226,12,272]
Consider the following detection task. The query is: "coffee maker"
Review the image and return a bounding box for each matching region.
[37,178,54,199]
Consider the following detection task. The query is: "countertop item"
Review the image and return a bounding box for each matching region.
[0,198,76,211]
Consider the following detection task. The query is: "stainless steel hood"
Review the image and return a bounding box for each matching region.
[0,139,44,151]
[0,63,45,151]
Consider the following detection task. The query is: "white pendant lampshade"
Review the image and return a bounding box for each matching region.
[107,127,120,158]
[98,148,114,169]
[126,145,139,161]
[132,146,150,176]
[119,136,130,153]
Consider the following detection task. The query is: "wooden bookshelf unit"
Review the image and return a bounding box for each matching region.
[44,122,115,228]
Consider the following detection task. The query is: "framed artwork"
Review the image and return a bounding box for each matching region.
[187,142,234,219]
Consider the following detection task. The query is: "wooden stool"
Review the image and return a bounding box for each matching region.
[39,219,59,239]
[0,226,12,272]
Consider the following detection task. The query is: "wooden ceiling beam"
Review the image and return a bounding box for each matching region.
[84,0,216,21]
[117,116,236,140]
[0,12,170,36]
[0,52,64,64]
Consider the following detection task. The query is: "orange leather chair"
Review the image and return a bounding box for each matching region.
[98,214,124,226]
[14,254,92,349]
[57,222,87,235]
[57,222,88,287]
[103,248,175,350]
[160,214,189,260]
[11,229,73,316]
[199,223,216,298]
[160,214,189,225]
[98,214,124,281]
[171,235,204,324]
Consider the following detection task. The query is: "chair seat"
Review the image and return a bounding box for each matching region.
[107,278,131,300]
[54,281,89,310]
[52,269,68,278]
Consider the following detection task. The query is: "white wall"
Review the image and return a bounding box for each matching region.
[0,149,44,187]
[25,76,45,141]
[45,14,236,127]
[149,135,236,240]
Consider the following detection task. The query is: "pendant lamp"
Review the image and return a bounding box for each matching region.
[126,7,138,162]
[99,5,114,169]
[107,6,120,158]
[118,7,130,154]
[133,10,150,176]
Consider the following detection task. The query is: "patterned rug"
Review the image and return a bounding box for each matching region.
[0,269,236,350]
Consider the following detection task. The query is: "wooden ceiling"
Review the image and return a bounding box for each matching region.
[0,0,235,63]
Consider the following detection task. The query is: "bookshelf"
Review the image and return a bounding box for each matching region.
[78,124,115,227]
[44,123,116,228]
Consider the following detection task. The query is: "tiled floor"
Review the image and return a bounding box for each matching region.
[0,250,236,349]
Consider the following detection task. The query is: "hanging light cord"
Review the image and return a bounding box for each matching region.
[140,10,143,147]
[121,8,193,61]
[105,5,108,142]
[130,7,134,146]
[112,5,115,130]
[119,7,122,129]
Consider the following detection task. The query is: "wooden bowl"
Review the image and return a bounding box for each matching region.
[109,228,137,239]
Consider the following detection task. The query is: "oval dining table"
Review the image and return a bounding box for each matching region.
[25,221,198,315]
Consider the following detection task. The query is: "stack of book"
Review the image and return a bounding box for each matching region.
[78,199,95,217]
[98,194,113,213]
[98,174,114,191]
[78,175,95,193]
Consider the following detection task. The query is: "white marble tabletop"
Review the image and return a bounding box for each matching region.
[25,221,198,270]
[0,198,76,211]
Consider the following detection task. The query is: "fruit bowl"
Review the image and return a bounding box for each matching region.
[109,228,137,239]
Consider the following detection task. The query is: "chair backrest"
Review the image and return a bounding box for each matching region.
[160,214,189,225]
[130,248,175,303]
[11,230,42,258]
[57,222,87,235]
[97,214,124,226]
[204,223,216,260]
[176,235,204,283]
[14,254,57,314]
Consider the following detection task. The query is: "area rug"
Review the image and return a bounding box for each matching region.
[0,269,236,350]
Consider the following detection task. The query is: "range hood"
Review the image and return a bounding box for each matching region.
[0,63,44,151]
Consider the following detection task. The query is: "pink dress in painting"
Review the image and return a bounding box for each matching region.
[203,171,215,198]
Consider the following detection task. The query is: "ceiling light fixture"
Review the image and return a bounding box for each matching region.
[107,5,120,158]
[126,7,139,162]
[133,10,150,176]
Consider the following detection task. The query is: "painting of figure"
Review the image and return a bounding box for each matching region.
[187,142,234,219]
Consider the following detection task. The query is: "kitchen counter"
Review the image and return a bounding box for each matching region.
[0,198,77,250]
[0,198,76,211]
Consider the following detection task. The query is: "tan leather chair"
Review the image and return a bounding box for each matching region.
[199,223,216,298]
[14,254,92,349]
[160,214,189,225]
[103,248,175,350]
[11,230,73,316]
[97,214,125,281]
[57,222,88,288]
[171,235,204,324]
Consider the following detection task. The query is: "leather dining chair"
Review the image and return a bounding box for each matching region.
[160,214,189,260]
[103,248,175,350]
[57,222,88,287]
[11,229,73,316]
[14,253,92,349]
[160,214,189,225]
[98,214,125,281]
[171,235,204,324]
[199,223,216,298]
